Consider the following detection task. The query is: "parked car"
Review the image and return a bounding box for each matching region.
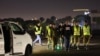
[0,21,33,56]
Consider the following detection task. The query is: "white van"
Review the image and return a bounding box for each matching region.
[0,21,33,56]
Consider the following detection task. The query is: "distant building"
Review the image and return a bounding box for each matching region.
[90,13,100,30]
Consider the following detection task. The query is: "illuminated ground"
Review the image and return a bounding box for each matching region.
[32,37,100,56]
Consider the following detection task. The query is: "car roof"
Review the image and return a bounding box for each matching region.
[0,21,18,24]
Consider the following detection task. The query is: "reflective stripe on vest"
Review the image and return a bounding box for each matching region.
[35,26,42,35]
[83,25,90,35]
[74,26,80,35]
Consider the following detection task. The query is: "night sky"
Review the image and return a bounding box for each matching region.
[0,0,100,20]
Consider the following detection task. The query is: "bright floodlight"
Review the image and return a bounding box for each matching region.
[84,11,90,15]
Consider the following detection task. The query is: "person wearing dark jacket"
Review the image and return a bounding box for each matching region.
[57,22,64,48]
[52,24,59,50]
[63,21,73,52]
[58,22,64,37]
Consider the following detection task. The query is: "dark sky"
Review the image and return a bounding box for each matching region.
[0,0,100,20]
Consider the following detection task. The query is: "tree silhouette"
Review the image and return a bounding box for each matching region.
[16,17,26,29]
[64,16,72,21]
[51,16,56,21]
[50,16,56,23]
[39,17,45,23]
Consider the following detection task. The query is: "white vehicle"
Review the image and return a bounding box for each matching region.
[0,21,33,56]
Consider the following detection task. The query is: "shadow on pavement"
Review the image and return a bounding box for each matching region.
[32,36,100,56]
[33,45,100,56]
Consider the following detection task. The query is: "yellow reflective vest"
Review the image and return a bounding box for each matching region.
[83,25,90,35]
[74,26,80,35]
[46,26,51,37]
[35,26,42,35]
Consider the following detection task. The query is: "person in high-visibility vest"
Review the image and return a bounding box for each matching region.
[73,22,81,50]
[46,23,53,49]
[82,21,92,50]
[33,22,42,46]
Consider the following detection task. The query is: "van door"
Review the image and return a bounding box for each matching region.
[0,24,5,54]
[10,23,25,53]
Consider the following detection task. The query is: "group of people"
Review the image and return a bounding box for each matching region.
[33,20,92,52]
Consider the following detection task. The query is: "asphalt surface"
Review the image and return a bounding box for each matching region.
[32,36,100,56]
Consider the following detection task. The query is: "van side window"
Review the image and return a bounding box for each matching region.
[11,23,25,34]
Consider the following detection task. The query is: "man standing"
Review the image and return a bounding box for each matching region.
[33,22,42,46]
[82,21,92,50]
[63,21,73,52]
[57,22,64,49]
[52,23,59,50]
[46,23,53,49]
[73,21,81,50]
